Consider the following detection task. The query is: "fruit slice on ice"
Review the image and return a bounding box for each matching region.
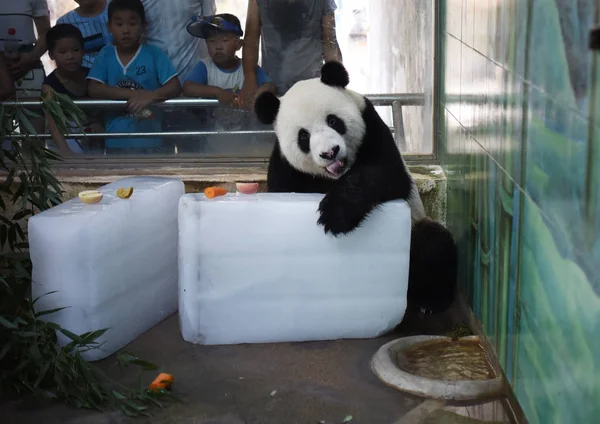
[116,186,134,199]
[79,190,103,204]
[236,182,259,194]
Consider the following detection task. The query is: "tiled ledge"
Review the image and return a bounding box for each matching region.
[2,164,448,224]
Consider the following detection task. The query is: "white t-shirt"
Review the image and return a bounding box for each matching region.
[199,58,245,91]
[142,0,216,81]
[0,0,49,51]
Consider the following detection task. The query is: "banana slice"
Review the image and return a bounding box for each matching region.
[116,187,134,199]
[79,190,103,204]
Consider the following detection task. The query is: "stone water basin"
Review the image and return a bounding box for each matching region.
[371,335,505,401]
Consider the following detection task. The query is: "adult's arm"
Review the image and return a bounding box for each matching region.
[322,12,342,62]
[238,0,261,110]
[30,14,51,63]
[8,0,51,78]
[0,57,15,100]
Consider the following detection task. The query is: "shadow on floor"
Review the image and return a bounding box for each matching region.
[2,303,511,424]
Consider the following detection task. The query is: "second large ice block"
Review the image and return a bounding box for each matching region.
[178,192,412,345]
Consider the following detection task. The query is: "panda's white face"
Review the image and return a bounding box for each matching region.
[273,78,366,179]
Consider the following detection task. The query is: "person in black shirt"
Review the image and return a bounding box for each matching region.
[42,23,102,155]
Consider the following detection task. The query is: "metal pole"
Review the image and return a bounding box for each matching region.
[4,128,398,139]
[392,101,407,152]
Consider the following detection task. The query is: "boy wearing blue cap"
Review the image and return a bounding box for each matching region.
[183,13,276,108]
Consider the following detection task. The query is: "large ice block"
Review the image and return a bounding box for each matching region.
[178,192,412,345]
[29,177,185,361]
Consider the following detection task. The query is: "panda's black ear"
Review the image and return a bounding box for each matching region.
[254,91,280,125]
[321,61,349,88]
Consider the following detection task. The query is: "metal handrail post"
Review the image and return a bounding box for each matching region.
[392,101,407,152]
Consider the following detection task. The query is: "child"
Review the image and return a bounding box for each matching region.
[56,0,113,68]
[181,13,276,155]
[87,0,181,154]
[183,13,276,106]
[42,23,101,155]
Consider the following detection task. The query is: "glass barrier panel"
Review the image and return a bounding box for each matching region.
[1,97,426,158]
[10,0,435,158]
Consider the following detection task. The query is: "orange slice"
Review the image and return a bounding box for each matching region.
[116,187,134,199]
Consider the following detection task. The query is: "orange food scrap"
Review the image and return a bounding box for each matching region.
[204,186,227,199]
[149,372,173,391]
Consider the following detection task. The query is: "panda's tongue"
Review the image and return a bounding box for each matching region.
[326,160,344,175]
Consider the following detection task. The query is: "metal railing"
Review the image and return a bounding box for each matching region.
[1,93,430,163]
[2,94,426,109]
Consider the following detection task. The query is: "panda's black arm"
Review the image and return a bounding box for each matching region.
[317,162,412,236]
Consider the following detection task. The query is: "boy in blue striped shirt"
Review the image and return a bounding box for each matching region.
[56,0,113,67]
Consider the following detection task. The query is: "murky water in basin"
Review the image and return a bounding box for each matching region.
[397,339,496,381]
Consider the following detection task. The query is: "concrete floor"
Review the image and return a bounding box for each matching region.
[2,305,507,424]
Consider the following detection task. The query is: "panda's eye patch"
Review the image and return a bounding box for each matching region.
[326,114,346,135]
[297,128,311,153]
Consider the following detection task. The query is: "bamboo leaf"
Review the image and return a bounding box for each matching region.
[28,343,43,363]
[32,291,58,306]
[0,316,18,329]
[79,329,109,345]
[35,307,68,318]
[0,224,7,248]
[0,100,176,418]
[0,341,13,361]
[117,352,159,371]
[22,108,41,119]
[58,328,83,343]
[15,109,37,135]
[1,168,15,190]
[11,209,33,220]
[34,363,50,388]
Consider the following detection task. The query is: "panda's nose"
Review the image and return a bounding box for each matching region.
[320,145,340,160]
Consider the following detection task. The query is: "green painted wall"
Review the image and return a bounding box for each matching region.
[438,0,600,422]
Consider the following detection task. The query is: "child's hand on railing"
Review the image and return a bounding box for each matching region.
[127,90,156,115]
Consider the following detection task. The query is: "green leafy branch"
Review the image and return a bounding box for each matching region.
[0,93,179,417]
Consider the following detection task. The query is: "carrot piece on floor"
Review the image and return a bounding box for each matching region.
[204,186,227,199]
[149,372,173,391]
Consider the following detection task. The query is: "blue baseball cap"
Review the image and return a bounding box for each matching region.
[187,14,244,39]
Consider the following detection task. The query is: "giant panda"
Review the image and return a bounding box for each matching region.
[253,61,458,316]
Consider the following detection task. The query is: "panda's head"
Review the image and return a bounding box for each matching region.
[254,62,366,179]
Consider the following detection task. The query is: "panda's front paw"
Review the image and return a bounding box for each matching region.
[317,193,365,236]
